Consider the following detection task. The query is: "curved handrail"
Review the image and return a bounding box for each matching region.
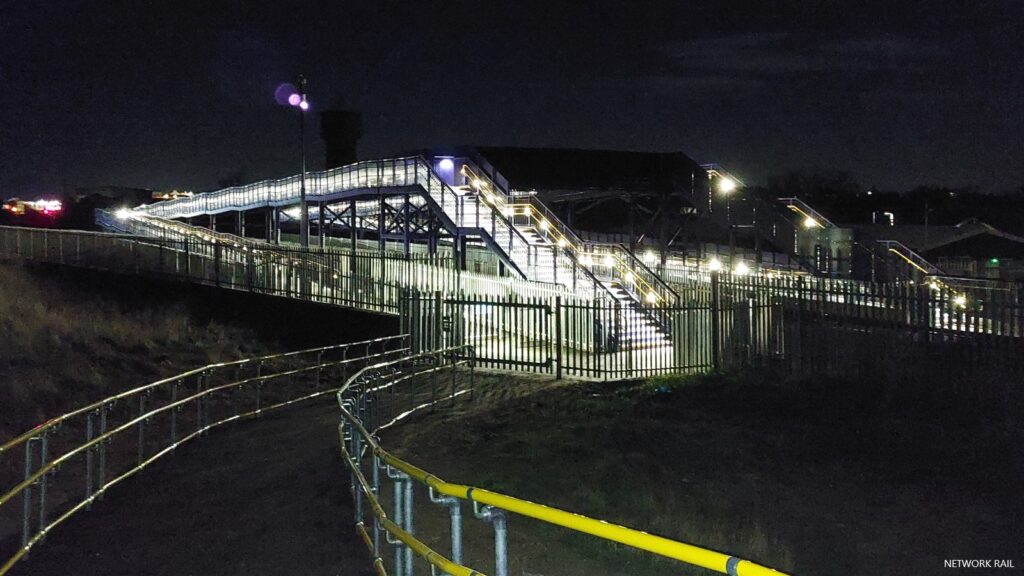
[0,334,407,455]
[336,350,788,576]
[0,339,411,575]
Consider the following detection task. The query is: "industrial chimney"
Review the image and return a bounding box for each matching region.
[320,109,362,169]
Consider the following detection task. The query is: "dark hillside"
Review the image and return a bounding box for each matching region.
[0,262,397,439]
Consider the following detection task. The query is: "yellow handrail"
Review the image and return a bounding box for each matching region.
[337,352,788,576]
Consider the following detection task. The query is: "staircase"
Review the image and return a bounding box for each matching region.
[460,156,674,347]
[115,154,678,348]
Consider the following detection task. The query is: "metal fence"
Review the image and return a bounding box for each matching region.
[4,224,1021,382]
[398,286,783,380]
[0,224,571,315]
[0,335,410,575]
[336,349,789,576]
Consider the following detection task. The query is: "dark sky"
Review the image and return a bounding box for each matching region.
[2,1,1022,198]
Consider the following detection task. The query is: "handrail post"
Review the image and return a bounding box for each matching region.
[390,468,406,576]
[170,380,179,442]
[38,432,49,532]
[474,502,509,576]
[98,406,108,500]
[86,411,95,509]
[22,437,37,553]
[372,455,382,557]
[429,487,463,564]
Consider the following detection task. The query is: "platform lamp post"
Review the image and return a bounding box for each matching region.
[718,175,737,266]
[288,76,311,247]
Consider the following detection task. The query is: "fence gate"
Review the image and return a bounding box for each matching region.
[400,290,554,372]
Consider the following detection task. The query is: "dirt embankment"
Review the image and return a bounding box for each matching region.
[383,371,1024,576]
[0,262,397,440]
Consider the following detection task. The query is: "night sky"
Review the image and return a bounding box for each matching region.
[2,1,1022,198]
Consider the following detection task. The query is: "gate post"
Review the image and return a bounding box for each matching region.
[434,291,443,352]
[711,271,721,371]
[555,296,563,379]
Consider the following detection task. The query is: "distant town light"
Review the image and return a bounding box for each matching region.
[734,261,750,276]
[718,177,736,194]
[299,100,309,111]
[646,291,657,304]
[115,208,131,220]
[643,250,657,264]
[803,216,819,229]
[288,93,302,106]
[954,294,967,308]
[707,257,723,272]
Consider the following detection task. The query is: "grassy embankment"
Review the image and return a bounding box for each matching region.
[385,368,1024,576]
[0,262,396,440]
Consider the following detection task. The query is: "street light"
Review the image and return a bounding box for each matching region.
[288,75,310,247]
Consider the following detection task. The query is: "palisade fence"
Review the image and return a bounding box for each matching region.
[3,224,1022,382]
[0,335,410,575]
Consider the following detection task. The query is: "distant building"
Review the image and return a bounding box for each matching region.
[853,219,1024,282]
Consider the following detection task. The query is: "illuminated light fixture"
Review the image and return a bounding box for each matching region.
[438,158,454,171]
[625,271,635,283]
[734,261,750,276]
[929,281,940,291]
[557,238,567,248]
[603,254,614,267]
[332,273,339,280]
[299,100,309,111]
[539,220,550,231]
[643,250,657,264]
[803,216,819,229]
[115,208,132,220]
[707,257,723,272]
[581,255,593,267]
[646,291,658,304]
[954,294,967,308]
[718,177,736,193]
[502,207,514,217]
[287,93,302,106]
[473,179,484,190]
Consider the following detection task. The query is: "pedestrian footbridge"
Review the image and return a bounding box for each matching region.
[106,155,677,349]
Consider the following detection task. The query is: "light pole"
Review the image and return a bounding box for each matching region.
[289,76,311,247]
[717,176,737,266]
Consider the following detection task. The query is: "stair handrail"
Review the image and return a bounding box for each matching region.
[460,160,619,303]
[878,240,944,275]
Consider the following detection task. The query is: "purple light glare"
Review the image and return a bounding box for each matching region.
[299,100,309,111]
[288,93,302,106]
[438,158,454,171]
[275,83,299,106]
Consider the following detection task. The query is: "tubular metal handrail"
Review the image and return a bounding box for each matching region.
[336,351,788,576]
[0,336,411,575]
[0,335,407,456]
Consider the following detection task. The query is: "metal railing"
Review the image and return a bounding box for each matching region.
[878,240,944,276]
[0,335,411,575]
[336,350,788,576]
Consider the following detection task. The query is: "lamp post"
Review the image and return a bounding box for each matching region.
[289,76,311,247]
[717,176,737,266]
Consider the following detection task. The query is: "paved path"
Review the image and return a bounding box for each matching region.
[12,401,374,576]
